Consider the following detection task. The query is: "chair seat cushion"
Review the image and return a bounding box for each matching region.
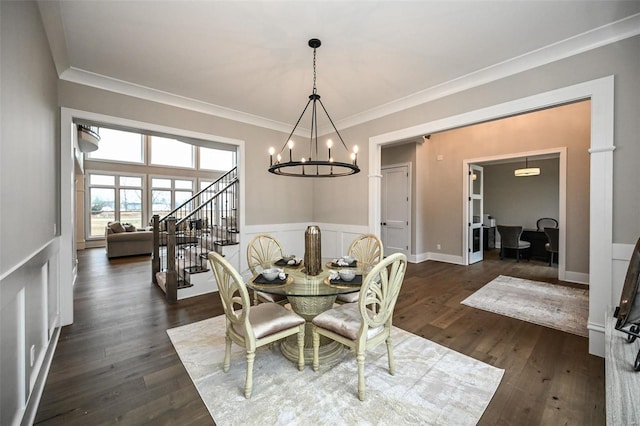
[256,291,288,304]
[312,303,382,340]
[241,303,304,339]
[518,240,531,249]
[336,291,359,303]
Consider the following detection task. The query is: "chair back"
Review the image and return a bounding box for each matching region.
[537,217,558,231]
[246,234,284,274]
[543,227,559,252]
[209,251,251,332]
[348,234,383,266]
[359,252,407,329]
[497,225,524,250]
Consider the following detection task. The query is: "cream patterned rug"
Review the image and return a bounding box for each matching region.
[461,275,589,337]
[167,315,504,425]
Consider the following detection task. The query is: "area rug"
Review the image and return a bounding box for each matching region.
[167,315,504,425]
[461,275,588,337]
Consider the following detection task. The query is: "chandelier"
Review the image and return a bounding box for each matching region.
[268,39,360,177]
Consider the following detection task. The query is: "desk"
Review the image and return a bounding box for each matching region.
[244,260,372,364]
[521,229,556,262]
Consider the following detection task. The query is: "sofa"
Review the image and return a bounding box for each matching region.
[105,222,153,258]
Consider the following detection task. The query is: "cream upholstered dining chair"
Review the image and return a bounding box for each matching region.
[246,234,288,305]
[208,251,305,399]
[311,252,407,401]
[336,233,384,304]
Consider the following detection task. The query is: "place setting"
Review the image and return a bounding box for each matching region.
[251,268,293,286]
[274,254,303,268]
[325,268,363,288]
[327,255,358,269]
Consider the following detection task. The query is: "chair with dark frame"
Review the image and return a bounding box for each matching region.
[497,225,531,262]
[543,227,559,266]
[537,217,558,232]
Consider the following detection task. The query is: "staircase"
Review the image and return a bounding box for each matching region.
[151,167,239,301]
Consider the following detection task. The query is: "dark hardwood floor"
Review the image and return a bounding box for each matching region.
[34,248,604,425]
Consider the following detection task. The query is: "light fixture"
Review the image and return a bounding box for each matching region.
[268,39,360,177]
[514,157,540,177]
[77,124,100,152]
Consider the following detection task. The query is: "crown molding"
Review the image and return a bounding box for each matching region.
[59,67,306,136]
[43,6,639,136]
[324,13,640,134]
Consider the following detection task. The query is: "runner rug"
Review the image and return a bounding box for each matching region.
[461,275,588,337]
[167,315,504,425]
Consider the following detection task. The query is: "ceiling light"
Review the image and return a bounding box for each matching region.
[514,157,540,177]
[268,39,360,178]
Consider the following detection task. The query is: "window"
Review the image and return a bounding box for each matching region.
[150,136,194,168]
[87,173,144,237]
[151,177,194,218]
[200,146,235,171]
[87,128,144,163]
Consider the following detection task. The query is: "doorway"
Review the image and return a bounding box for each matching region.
[367,77,614,356]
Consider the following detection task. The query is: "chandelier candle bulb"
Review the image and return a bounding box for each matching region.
[327,139,333,159]
[288,140,294,162]
[268,147,275,165]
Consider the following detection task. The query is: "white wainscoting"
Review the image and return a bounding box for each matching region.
[0,239,61,426]
[241,222,369,272]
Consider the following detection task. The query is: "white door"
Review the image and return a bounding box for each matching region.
[381,165,410,257]
[468,164,484,264]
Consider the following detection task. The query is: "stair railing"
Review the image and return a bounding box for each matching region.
[151,167,238,301]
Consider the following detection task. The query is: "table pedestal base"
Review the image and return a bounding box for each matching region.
[281,294,345,365]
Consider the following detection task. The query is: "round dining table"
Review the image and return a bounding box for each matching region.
[243,258,372,364]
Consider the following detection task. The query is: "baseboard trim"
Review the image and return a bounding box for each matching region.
[588,321,606,358]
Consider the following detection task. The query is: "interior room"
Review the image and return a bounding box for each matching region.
[2,2,640,425]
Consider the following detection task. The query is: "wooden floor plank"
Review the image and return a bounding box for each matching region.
[34,248,604,425]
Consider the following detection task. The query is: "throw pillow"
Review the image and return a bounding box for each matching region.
[109,221,126,233]
[124,224,137,232]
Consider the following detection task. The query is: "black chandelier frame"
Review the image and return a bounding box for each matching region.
[268,38,360,178]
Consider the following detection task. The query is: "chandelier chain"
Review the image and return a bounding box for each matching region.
[312,46,317,95]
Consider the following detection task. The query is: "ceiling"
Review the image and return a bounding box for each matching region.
[39,1,640,134]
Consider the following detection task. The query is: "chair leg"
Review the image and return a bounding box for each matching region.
[223,333,232,372]
[312,326,320,372]
[244,350,255,399]
[297,324,305,371]
[516,249,520,263]
[357,350,366,401]
[386,335,395,376]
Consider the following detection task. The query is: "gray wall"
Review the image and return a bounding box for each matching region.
[484,159,560,231]
[1,2,61,424]
[315,35,639,248]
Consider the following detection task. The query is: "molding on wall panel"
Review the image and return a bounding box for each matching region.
[21,327,61,426]
[241,222,369,272]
